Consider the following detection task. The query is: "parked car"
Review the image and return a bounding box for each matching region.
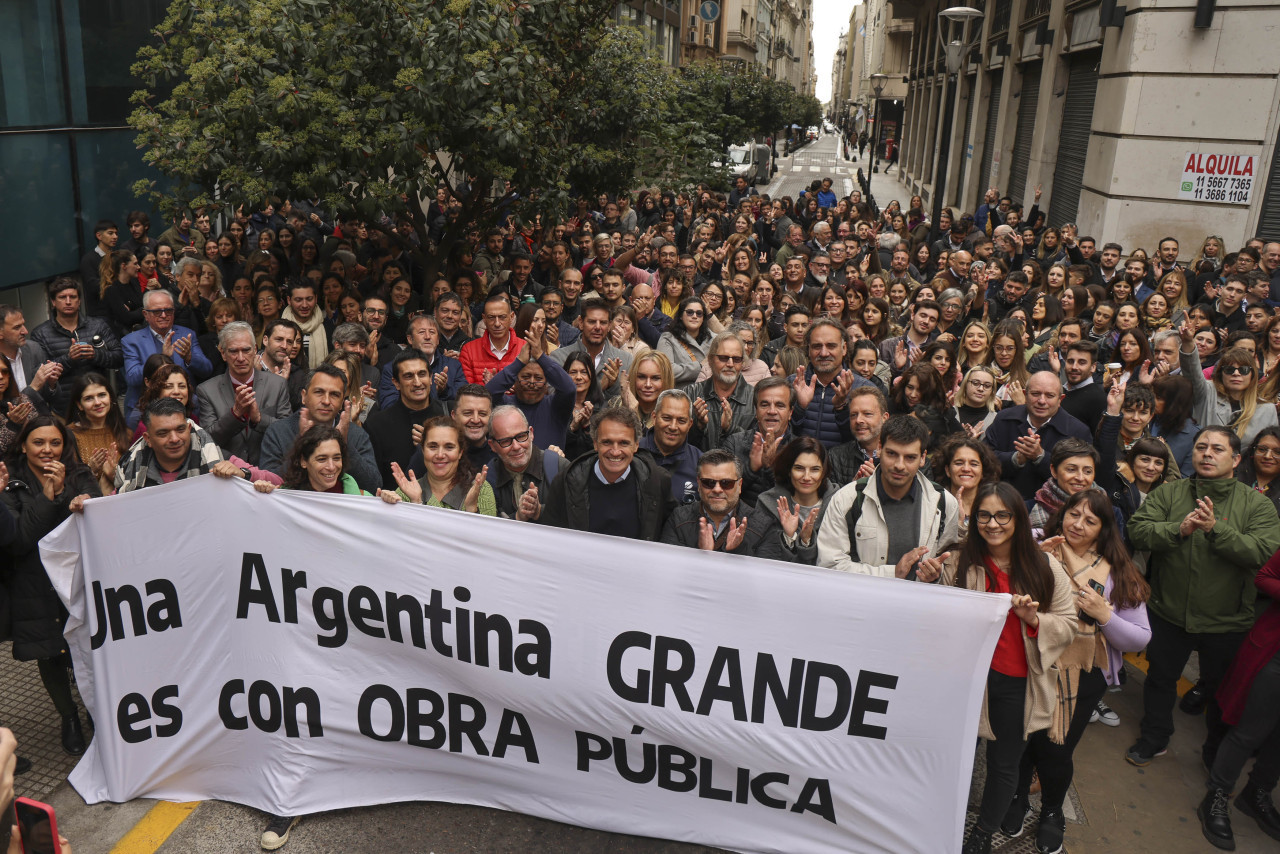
[720,143,764,185]
[806,126,819,140]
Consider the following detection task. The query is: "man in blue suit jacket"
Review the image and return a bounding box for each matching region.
[123,289,213,412]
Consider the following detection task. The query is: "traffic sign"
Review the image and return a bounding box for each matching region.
[699,0,720,22]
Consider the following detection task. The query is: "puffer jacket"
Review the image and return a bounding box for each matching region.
[659,500,787,561]
[2,459,100,660]
[541,450,674,541]
[1129,475,1280,633]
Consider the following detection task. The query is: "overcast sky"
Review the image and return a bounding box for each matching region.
[813,0,858,102]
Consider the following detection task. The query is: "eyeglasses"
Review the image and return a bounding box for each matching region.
[976,510,1014,526]
[968,380,993,390]
[517,374,546,385]
[144,308,175,315]
[491,430,531,447]
[699,477,739,490]
[364,308,387,316]
[1255,446,1280,458]
[715,355,744,364]
[1221,365,1253,376]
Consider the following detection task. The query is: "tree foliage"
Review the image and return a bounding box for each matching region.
[129,0,824,263]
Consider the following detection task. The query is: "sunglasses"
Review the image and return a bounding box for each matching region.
[1221,365,1253,376]
[699,477,739,490]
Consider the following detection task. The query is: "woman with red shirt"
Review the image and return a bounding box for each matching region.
[939,482,1077,854]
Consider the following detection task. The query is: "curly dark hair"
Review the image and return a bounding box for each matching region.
[283,424,348,490]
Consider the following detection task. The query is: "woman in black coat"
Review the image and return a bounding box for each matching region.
[3,416,100,755]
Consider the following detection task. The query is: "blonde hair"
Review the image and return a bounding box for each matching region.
[1214,347,1260,438]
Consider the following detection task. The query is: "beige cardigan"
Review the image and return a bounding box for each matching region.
[942,554,1078,741]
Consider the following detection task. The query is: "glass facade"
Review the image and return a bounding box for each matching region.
[0,0,169,290]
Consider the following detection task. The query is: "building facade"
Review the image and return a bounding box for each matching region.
[680,0,814,93]
[886,0,1280,251]
[0,0,169,293]
[616,0,683,66]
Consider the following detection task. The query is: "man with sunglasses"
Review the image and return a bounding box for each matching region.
[659,449,785,558]
[485,405,566,521]
[681,331,753,451]
[122,288,212,414]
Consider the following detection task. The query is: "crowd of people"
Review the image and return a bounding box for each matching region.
[2,179,1280,852]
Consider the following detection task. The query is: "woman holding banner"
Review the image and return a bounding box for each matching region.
[3,417,100,756]
[755,436,833,564]
[931,482,1076,854]
[1006,490,1150,854]
[254,425,399,502]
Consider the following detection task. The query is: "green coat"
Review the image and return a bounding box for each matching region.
[1129,476,1280,633]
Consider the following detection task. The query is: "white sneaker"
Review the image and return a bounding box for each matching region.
[1092,700,1120,727]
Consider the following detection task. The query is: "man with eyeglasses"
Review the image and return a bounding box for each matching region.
[804,252,832,289]
[676,331,751,452]
[818,415,959,577]
[1128,427,1280,791]
[984,370,1091,500]
[359,296,399,368]
[123,288,212,414]
[364,350,445,490]
[484,405,566,521]
[196,321,291,465]
[659,449,785,558]
[484,324,576,450]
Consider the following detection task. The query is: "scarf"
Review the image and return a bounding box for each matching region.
[1045,544,1111,743]
[282,306,329,369]
[1029,478,1070,533]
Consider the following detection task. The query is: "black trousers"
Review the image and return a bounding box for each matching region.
[977,670,1028,832]
[1208,646,1280,793]
[1140,611,1245,755]
[1016,667,1108,812]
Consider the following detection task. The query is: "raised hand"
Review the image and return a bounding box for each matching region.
[1007,379,1026,406]
[233,382,260,423]
[30,361,62,390]
[523,332,543,361]
[5,398,34,427]
[0,461,8,492]
[916,551,949,583]
[463,465,488,513]
[40,459,66,500]
[1038,534,1066,555]
[724,517,748,552]
[776,496,801,538]
[894,545,929,579]
[336,400,352,437]
[1011,593,1041,627]
[1047,346,1061,375]
[160,330,176,358]
[1177,321,1195,347]
[390,462,422,503]
[600,358,622,389]
[856,458,876,480]
[799,506,820,543]
[693,396,710,428]
[572,400,594,430]
[893,338,909,370]
[719,397,733,433]
[1012,431,1043,467]
[792,370,816,409]
[831,369,855,409]
[174,335,193,363]
[365,329,381,364]
[697,517,716,551]
[618,371,637,409]
[515,482,540,521]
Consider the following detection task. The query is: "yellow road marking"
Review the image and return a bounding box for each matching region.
[1124,651,1196,696]
[108,801,199,854]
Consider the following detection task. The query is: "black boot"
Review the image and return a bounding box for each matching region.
[15,756,31,775]
[1181,679,1208,715]
[1235,783,1280,842]
[61,714,86,756]
[1198,788,1235,851]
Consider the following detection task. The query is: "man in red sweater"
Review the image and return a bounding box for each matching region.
[460,291,524,383]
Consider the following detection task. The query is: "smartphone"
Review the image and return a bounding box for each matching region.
[1079,579,1106,626]
[14,797,60,854]
[1089,579,1106,596]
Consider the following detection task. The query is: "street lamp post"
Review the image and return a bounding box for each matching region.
[869,73,888,173]
[928,6,983,243]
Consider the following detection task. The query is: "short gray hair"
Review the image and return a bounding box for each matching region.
[489,405,529,436]
[174,256,203,278]
[331,322,370,346]
[218,321,255,350]
[142,288,174,310]
[654,388,692,415]
[1152,328,1181,350]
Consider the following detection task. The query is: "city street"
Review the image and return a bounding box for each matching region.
[766,132,904,213]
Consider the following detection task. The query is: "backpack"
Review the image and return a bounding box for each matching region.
[844,476,948,561]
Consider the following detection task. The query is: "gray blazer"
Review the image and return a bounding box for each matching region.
[197,370,292,465]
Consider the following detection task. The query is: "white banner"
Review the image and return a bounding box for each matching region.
[41,477,1008,854]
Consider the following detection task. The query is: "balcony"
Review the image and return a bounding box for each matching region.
[886,18,914,33]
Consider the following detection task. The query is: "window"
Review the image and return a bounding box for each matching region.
[0,0,67,127]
